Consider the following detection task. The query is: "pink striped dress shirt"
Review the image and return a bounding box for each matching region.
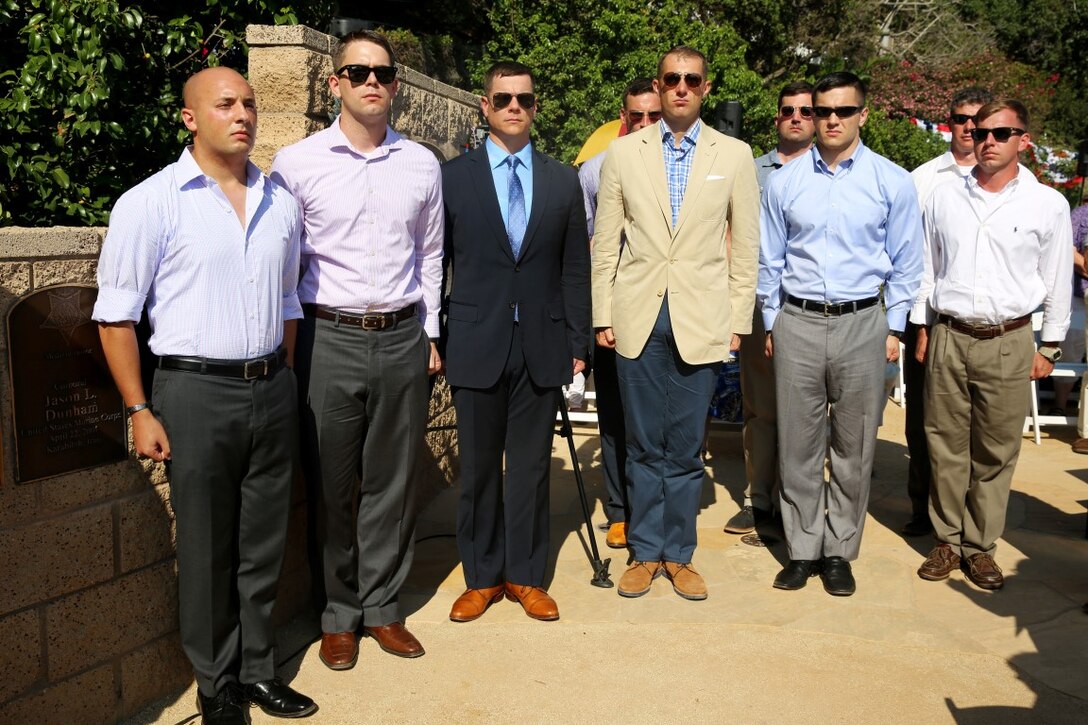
[271,119,445,337]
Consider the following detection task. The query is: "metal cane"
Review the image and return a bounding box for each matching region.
[556,400,614,588]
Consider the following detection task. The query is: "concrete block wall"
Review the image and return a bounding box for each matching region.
[0,227,191,722]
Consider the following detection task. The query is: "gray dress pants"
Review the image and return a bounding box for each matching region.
[155,364,297,697]
[774,303,886,561]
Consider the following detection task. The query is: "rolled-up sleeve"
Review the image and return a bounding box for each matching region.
[92,187,165,324]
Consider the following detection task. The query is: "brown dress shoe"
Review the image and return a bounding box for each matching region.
[618,560,662,597]
[918,543,961,581]
[964,552,1004,590]
[319,631,358,670]
[449,586,504,622]
[1073,438,1088,454]
[605,522,628,549]
[504,583,559,621]
[663,561,708,600]
[364,622,425,658]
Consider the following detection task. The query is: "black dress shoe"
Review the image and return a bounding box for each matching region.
[820,556,856,596]
[773,560,820,590]
[246,679,317,719]
[197,683,251,725]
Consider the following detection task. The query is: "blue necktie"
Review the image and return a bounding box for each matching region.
[506,155,526,260]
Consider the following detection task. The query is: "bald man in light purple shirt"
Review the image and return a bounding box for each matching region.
[271,30,443,667]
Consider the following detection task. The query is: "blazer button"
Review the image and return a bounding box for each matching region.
[509,302,516,309]
[657,290,664,297]
[515,265,521,272]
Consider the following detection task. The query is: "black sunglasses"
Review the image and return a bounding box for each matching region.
[626,110,662,123]
[336,64,397,85]
[661,72,703,90]
[780,105,814,119]
[490,92,536,110]
[970,127,1025,143]
[949,113,975,125]
[813,105,864,119]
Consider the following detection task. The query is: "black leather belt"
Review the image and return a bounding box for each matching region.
[304,303,416,331]
[158,348,287,380]
[786,295,880,316]
[937,313,1031,340]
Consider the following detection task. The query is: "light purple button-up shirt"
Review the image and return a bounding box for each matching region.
[271,119,445,338]
[93,147,303,358]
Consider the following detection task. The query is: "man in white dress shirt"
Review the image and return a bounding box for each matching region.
[912,99,1072,590]
[902,87,993,538]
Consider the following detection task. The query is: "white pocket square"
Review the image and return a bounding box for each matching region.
[706,175,726,181]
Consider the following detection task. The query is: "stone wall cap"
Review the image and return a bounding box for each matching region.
[0,227,104,260]
[246,24,332,54]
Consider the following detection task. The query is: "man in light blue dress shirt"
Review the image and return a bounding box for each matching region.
[758,71,922,597]
[94,68,316,723]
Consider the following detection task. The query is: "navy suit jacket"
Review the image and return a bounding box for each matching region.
[441,144,591,389]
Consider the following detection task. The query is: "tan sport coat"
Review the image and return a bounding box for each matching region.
[591,123,760,365]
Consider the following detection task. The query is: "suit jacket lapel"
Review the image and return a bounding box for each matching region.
[468,145,515,262]
[638,134,673,234]
[674,131,718,238]
[520,150,550,259]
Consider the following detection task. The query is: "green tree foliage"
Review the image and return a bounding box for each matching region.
[473,0,777,162]
[860,110,948,172]
[0,0,334,226]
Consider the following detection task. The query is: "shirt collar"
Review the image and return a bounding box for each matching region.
[175,146,265,192]
[486,137,534,171]
[660,118,701,149]
[811,139,865,175]
[761,148,783,167]
[966,163,1034,193]
[327,116,404,158]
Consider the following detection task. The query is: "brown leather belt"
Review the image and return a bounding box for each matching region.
[304,303,416,331]
[159,348,287,380]
[786,294,880,316]
[937,313,1031,340]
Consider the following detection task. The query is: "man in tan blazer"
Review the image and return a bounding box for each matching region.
[592,45,760,600]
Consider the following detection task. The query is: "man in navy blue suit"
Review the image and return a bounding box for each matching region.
[441,61,591,623]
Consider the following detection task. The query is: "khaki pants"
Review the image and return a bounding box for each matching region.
[924,322,1034,557]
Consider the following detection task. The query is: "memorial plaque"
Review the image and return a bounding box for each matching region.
[8,285,126,482]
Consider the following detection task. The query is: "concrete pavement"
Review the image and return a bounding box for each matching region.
[125,403,1088,724]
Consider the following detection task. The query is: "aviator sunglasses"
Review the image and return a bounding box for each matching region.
[661,72,703,89]
[779,105,814,119]
[626,110,663,123]
[813,105,864,119]
[336,64,397,84]
[490,92,537,109]
[970,127,1025,143]
[949,113,975,125]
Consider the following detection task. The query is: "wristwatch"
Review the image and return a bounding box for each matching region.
[889,330,903,339]
[1038,346,1062,363]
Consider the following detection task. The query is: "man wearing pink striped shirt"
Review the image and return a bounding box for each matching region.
[271,30,443,669]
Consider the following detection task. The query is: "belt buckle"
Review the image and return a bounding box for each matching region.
[361,314,386,331]
[243,358,269,380]
[822,302,834,317]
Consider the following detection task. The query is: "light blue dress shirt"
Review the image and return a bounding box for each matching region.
[93,147,303,358]
[757,141,923,332]
[485,138,534,229]
[660,118,701,227]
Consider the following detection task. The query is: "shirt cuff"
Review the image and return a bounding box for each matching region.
[91,287,146,324]
[282,293,303,321]
[424,312,439,339]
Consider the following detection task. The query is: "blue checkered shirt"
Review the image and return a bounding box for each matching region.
[660,118,701,227]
